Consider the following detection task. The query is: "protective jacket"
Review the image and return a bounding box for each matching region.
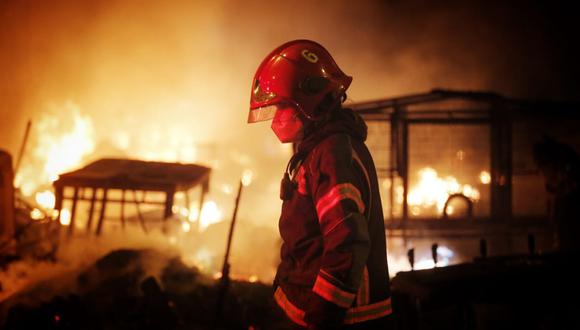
[273,108,393,327]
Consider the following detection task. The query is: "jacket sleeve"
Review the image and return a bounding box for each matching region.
[305,134,370,324]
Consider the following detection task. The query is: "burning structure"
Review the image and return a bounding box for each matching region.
[350,89,580,257]
[351,89,580,329]
[52,158,210,236]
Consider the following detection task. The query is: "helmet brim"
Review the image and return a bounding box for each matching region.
[247,105,278,123]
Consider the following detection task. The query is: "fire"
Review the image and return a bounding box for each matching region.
[59,209,71,226]
[187,200,223,231]
[479,171,491,184]
[42,112,95,182]
[30,208,44,221]
[221,184,233,195]
[408,167,480,216]
[387,245,456,275]
[241,169,254,187]
[181,221,191,233]
[15,102,95,197]
[35,190,56,209]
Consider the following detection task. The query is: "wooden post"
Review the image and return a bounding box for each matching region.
[0,150,15,254]
[120,190,126,229]
[54,185,64,224]
[95,189,108,236]
[67,187,79,237]
[86,188,97,233]
[164,190,174,220]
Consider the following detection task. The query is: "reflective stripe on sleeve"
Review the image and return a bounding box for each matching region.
[344,297,393,324]
[274,287,392,326]
[312,273,356,308]
[316,183,365,220]
[274,287,307,327]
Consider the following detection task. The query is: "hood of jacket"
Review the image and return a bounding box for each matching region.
[297,107,367,154]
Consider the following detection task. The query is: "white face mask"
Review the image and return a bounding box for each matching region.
[271,107,304,143]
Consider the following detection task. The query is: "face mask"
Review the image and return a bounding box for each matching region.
[271,107,304,143]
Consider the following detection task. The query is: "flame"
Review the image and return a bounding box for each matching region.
[221,184,233,195]
[408,167,480,216]
[39,108,95,183]
[30,208,44,220]
[15,102,95,200]
[241,169,254,187]
[181,221,191,233]
[479,171,491,184]
[187,200,223,231]
[35,190,56,209]
[59,209,71,226]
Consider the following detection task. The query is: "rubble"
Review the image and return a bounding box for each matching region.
[0,248,283,329]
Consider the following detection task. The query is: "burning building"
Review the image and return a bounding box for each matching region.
[352,89,580,329]
[352,89,580,265]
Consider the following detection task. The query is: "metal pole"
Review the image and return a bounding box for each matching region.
[14,120,32,176]
[215,180,243,324]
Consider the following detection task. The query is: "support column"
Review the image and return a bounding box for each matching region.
[0,150,15,253]
[67,187,79,237]
[96,189,108,236]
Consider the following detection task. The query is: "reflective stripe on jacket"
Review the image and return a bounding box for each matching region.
[274,132,392,326]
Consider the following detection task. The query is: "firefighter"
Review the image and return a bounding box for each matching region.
[247,40,394,329]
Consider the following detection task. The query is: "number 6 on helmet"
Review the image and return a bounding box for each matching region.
[247,40,352,124]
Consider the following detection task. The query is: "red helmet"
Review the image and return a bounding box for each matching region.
[248,40,352,123]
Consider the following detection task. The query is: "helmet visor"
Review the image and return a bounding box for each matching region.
[248,105,278,123]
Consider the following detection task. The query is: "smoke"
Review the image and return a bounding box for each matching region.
[0,219,278,306]
[0,226,174,302]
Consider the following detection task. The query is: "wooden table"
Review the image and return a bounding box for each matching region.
[53,158,211,236]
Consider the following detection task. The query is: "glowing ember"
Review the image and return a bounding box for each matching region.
[479,171,491,184]
[241,169,254,187]
[35,190,56,209]
[179,207,189,218]
[181,221,191,233]
[192,200,222,231]
[221,184,233,195]
[59,209,71,226]
[30,208,44,220]
[408,167,480,216]
[248,275,259,283]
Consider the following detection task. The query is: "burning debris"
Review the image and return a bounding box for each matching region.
[0,248,282,329]
[52,158,211,236]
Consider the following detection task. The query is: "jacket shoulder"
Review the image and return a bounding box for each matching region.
[311,133,353,162]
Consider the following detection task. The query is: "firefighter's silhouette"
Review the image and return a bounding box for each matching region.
[248,40,394,329]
